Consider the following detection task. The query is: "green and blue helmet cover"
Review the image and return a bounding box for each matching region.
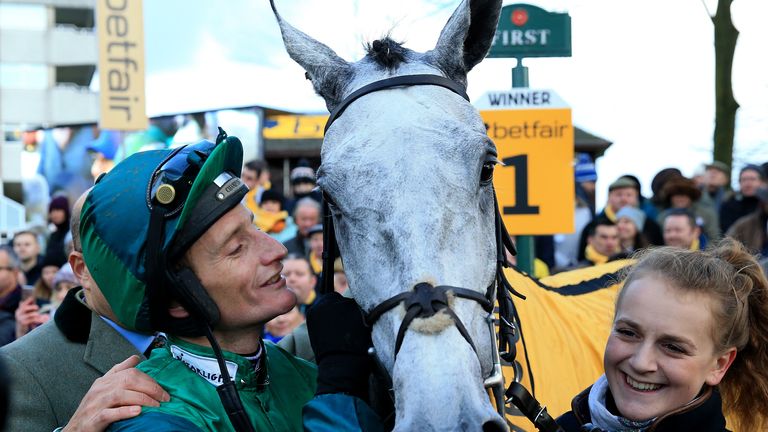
[79,133,247,333]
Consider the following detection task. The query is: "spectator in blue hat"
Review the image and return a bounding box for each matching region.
[574,153,597,215]
[86,130,121,181]
[554,154,597,270]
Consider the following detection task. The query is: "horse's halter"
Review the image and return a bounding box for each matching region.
[319,73,555,419]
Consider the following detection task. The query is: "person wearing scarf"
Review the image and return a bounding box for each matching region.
[558,240,768,431]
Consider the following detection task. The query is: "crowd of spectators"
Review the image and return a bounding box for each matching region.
[3,153,766,350]
[549,154,768,275]
[1,146,766,431]
[0,195,77,347]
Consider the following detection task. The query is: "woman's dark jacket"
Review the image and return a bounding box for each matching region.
[557,385,729,432]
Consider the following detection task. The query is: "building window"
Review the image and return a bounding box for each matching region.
[0,4,47,31]
[55,7,95,29]
[0,64,48,89]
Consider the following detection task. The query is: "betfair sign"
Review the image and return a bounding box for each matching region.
[476,89,574,235]
[263,115,327,140]
[97,0,148,130]
[488,4,571,58]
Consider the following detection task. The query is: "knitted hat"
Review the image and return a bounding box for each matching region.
[615,206,646,230]
[574,153,597,183]
[48,195,70,213]
[290,166,315,185]
[52,263,77,288]
[79,130,248,333]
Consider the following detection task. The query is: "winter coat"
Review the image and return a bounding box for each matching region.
[726,209,768,256]
[0,288,143,431]
[557,384,728,432]
[719,194,760,234]
[0,285,21,347]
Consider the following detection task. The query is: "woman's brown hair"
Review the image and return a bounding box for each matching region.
[618,239,768,431]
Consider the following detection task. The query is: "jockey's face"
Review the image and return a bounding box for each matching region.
[185,205,294,332]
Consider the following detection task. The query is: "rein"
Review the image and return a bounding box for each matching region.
[319,74,562,432]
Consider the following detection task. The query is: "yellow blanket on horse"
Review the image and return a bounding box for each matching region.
[500,260,631,430]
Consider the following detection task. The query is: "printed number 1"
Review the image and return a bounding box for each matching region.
[501,155,540,215]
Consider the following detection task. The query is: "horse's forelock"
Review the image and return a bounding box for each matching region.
[365,37,408,70]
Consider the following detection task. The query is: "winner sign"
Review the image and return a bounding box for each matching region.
[476,89,574,235]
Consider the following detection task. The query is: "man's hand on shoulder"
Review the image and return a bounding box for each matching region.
[61,355,170,432]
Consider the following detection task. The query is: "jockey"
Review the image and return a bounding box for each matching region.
[77,129,379,431]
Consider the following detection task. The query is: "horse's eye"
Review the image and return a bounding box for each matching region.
[480,161,495,184]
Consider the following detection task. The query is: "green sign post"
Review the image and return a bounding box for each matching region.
[487,4,572,275]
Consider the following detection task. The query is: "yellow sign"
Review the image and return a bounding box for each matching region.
[263,115,329,139]
[477,89,574,234]
[97,0,148,130]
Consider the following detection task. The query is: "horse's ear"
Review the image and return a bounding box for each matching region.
[270,0,352,110]
[430,0,502,83]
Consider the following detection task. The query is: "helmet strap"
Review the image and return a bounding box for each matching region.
[145,205,221,337]
[204,325,256,432]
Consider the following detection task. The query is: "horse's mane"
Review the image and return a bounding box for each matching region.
[365,37,407,69]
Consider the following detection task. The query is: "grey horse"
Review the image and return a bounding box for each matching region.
[272,0,509,430]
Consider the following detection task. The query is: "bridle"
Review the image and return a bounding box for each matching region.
[319,74,562,432]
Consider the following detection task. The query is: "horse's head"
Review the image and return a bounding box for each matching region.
[272,1,506,430]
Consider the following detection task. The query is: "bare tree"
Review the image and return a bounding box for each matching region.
[708,0,740,169]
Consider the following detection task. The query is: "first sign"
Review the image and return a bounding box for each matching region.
[487,3,572,59]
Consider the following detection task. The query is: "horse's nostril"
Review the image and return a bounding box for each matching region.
[482,418,508,432]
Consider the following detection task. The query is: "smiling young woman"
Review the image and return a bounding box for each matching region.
[558,238,768,432]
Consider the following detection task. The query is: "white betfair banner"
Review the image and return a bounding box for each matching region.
[97,0,148,130]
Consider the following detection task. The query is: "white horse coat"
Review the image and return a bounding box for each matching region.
[272,1,507,430]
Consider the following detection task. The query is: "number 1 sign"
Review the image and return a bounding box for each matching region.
[476,89,574,235]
